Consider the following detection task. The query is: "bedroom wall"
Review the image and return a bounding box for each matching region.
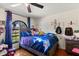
[0,8,28,45]
[0,8,6,21]
[30,17,40,28]
[0,8,6,43]
[38,9,79,49]
[12,14,27,23]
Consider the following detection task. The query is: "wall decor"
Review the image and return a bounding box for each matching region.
[0,21,5,35]
[0,21,5,25]
[54,19,57,29]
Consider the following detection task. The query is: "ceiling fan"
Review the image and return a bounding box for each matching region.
[11,3,44,13]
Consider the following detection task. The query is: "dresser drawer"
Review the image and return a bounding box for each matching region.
[73,45,79,48]
[66,40,79,44]
[71,41,79,45]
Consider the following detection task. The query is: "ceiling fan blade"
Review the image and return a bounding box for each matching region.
[30,3,44,9]
[27,5,31,13]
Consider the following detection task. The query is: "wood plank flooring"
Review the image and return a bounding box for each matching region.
[14,48,69,56]
[14,48,33,56]
[54,49,70,56]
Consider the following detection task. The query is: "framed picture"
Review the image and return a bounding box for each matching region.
[0,21,5,25]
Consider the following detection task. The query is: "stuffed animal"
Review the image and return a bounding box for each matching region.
[38,31,45,35]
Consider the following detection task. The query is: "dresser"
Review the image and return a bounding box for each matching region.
[65,39,79,54]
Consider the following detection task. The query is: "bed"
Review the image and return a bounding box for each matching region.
[19,33,58,56]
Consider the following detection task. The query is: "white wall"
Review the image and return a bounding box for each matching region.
[12,14,27,23]
[38,9,79,49]
[0,8,6,43]
[0,8,6,21]
[30,17,40,28]
[39,9,79,33]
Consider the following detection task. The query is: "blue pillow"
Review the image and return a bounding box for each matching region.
[20,32,32,37]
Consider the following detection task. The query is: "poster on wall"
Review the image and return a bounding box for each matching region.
[54,19,57,29]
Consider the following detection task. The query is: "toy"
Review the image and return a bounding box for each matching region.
[38,31,45,35]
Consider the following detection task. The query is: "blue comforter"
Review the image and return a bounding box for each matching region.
[20,33,58,55]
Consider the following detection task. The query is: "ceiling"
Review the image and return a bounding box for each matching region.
[0,3,79,18]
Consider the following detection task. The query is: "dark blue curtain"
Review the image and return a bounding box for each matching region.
[27,17,31,28]
[5,11,12,48]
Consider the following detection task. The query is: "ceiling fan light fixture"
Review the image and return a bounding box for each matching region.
[25,3,29,7]
[11,4,21,7]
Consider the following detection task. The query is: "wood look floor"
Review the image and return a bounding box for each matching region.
[14,48,69,56]
[14,49,33,56]
[54,49,70,56]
